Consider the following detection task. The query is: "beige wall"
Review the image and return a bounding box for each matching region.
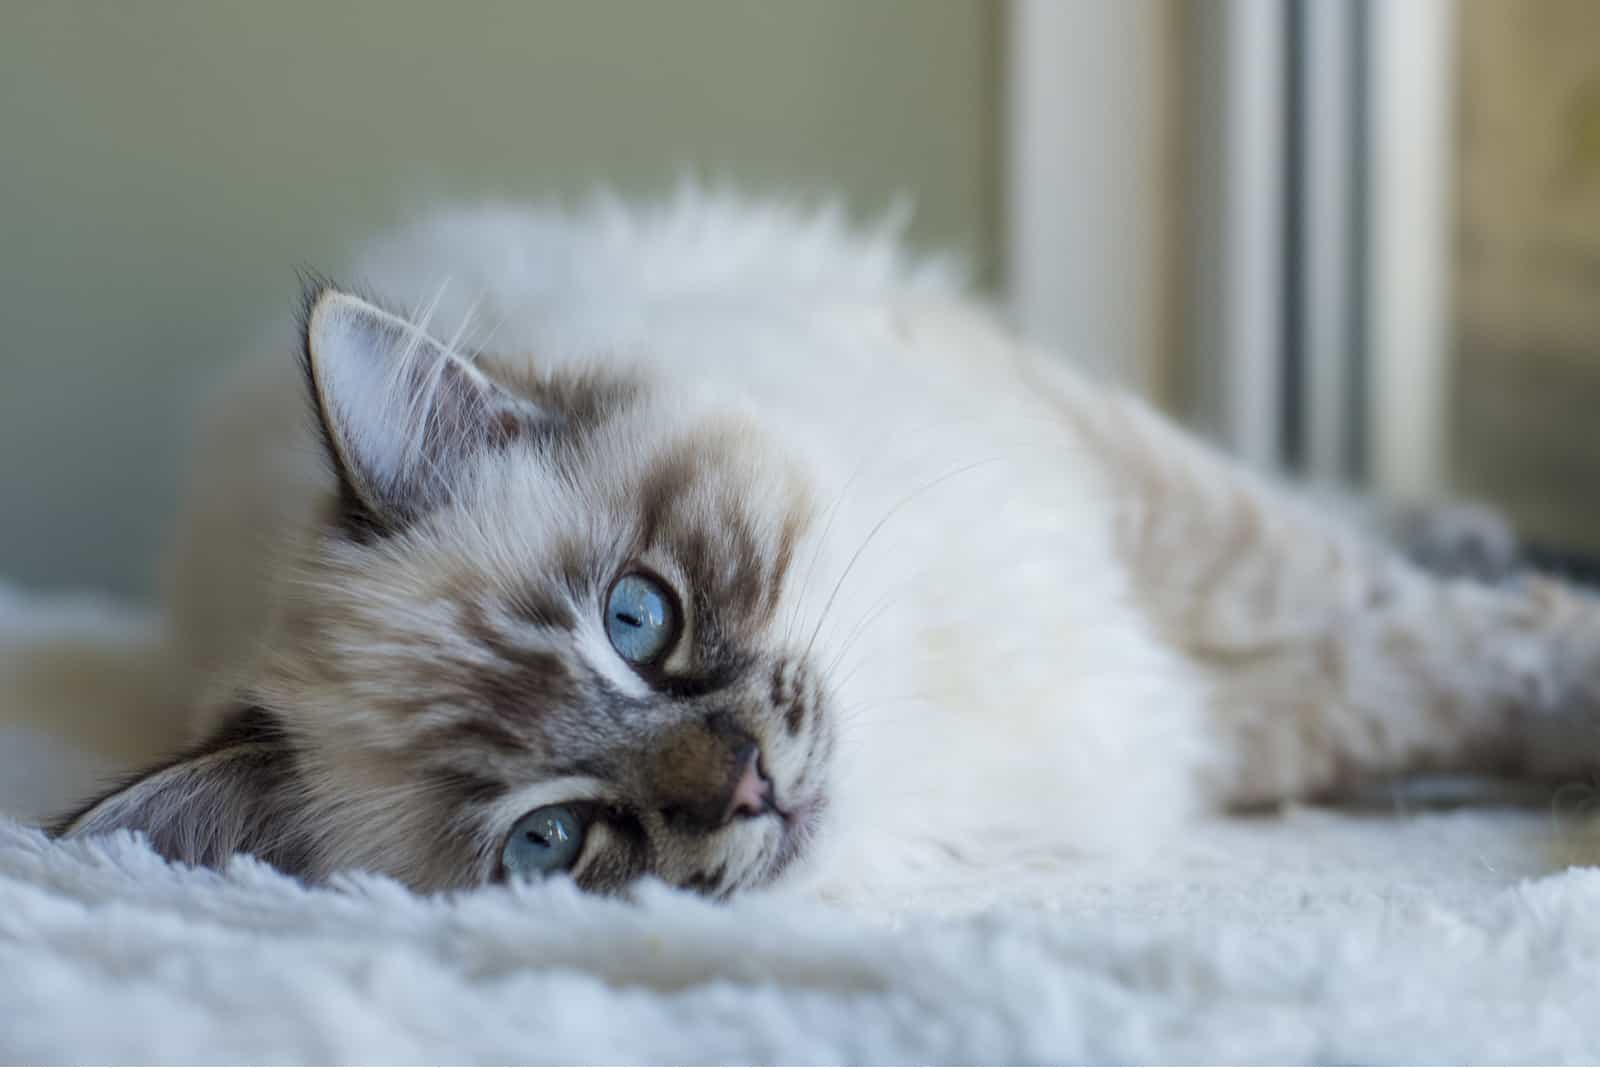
[1452,0,1600,549]
[0,0,999,597]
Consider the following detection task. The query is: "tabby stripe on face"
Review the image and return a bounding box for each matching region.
[784,694,807,737]
[457,603,578,720]
[421,714,531,756]
[769,661,808,736]
[770,663,789,709]
[575,810,652,894]
[506,582,578,631]
[720,506,767,619]
[766,510,806,617]
[637,449,700,551]
[633,443,813,675]
[680,863,727,895]
[421,765,508,807]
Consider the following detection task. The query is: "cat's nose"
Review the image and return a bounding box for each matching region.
[647,722,774,831]
[723,745,774,823]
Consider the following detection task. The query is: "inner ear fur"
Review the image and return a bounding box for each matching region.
[299,283,543,538]
[51,707,316,876]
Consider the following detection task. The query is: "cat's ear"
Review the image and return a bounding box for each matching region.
[301,285,541,534]
[52,708,314,876]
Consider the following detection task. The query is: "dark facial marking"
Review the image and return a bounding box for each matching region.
[770,662,788,709]
[421,765,508,807]
[766,510,805,616]
[719,504,768,619]
[768,661,807,736]
[681,863,728,895]
[419,712,532,757]
[654,657,752,700]
[506,582,578,632]
[528,368,642,428]
[457,603,578,720]
[784,694,807,737]
[572,809,652,894]
[637,448,701,550]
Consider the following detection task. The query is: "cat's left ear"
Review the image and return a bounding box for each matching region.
[301,286,543,534]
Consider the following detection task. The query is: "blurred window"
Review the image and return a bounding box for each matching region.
[1451,0,1600,555]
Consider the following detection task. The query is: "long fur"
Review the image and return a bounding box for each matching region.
[66,190,1600,902]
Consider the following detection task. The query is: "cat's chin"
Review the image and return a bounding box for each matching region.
[762,794,825,886]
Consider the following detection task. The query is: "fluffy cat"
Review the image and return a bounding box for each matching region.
[55,193,1600,901]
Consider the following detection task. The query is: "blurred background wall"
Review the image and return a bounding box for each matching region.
[8,0,1600,600]
[1,1,1000,598]
[1451,0,1600,554]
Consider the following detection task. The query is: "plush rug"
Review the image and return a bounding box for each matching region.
[3,583,1600,1064]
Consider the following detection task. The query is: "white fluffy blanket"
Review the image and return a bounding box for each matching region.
[4,584,1600,1064]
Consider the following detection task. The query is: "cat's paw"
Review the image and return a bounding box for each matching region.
[1511,577,1600,782]
[1393,500,1521,584]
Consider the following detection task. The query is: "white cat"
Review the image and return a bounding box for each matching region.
[56,192,1600,901]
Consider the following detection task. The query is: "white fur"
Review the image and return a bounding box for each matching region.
[165,194,1210,899]
[161,190,1600,901]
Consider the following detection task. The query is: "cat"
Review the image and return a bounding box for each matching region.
[53,192,1600,901]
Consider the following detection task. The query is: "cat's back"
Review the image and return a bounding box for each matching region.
[351,193,974,387]
[221,193,969,417]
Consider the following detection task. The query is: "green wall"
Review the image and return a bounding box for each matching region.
[0,0,999,597]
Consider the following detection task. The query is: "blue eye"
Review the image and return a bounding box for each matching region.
[502,805,585,879]
[605,572,678,664]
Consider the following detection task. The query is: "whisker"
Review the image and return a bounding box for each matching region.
[802,456,1005,664]
[784,435,889,648]
[443,294,485,362]
[816,551,956,683]
[783,415,984,648]
[822,588,900,681]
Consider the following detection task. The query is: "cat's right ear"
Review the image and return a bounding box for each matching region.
[300,285,543,537]
[51,708,315,876]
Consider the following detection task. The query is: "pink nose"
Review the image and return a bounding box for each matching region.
[724,747,774,822]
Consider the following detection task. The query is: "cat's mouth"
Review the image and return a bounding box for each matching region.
[766,793,824,882]
[728,745,823,883]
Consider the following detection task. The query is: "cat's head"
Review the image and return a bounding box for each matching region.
[57,286,836,898]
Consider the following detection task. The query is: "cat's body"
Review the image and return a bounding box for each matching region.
[61,195,1600,901]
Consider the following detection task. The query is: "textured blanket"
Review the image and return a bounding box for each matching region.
[3,584,1600,1064]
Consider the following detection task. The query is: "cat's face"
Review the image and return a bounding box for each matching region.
[58,288,836,898]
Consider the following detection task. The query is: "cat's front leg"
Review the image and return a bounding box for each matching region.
[1487,575,1600,784]
[1014,342,1599,804]
[1130,473,1600,805]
